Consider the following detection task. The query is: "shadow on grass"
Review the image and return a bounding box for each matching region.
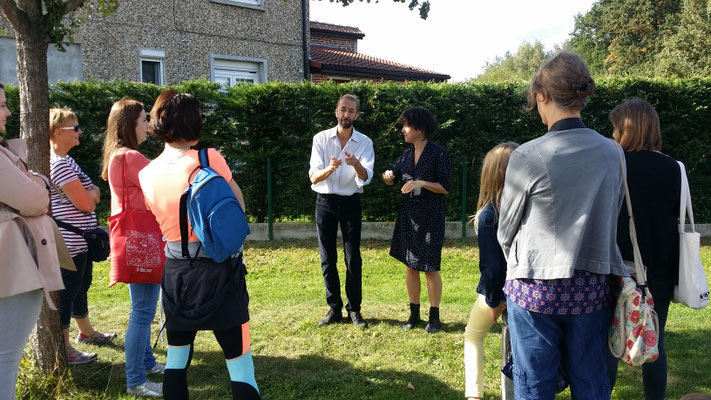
[610,328,711,399]
[253,354,463,400]
[245,238,474,251]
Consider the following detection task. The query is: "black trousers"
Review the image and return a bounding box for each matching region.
[315,193,362,312]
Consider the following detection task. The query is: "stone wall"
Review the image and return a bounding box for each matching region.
[0,0,306,84]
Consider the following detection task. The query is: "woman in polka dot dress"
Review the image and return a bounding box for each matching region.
[382,107,451,334]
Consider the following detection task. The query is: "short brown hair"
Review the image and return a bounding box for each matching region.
[148,90,203,143]
[397,107,438,139]
[337,94,360,113]
[525,52,595,112]
[610,97,662,152]
[49,107,78,138]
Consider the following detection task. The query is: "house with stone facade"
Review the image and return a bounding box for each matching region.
[309,21,449,83]
[0,0,309,86]
[0,3,448,87]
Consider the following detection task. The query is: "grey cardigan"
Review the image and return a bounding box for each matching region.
[497,123,628,280]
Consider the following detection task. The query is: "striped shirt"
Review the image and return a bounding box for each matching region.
[50,153,97,256]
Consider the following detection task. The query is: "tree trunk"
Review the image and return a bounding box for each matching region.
[16,29,50,176]
[15,28,68,375]
[28,292,66,375]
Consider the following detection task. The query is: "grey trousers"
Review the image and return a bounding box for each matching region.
[0,290,42,400]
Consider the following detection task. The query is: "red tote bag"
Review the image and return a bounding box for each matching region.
[107,155,165,287]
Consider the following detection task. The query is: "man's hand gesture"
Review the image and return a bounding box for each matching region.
[328,156,342,171]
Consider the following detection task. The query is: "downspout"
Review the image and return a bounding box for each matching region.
[302,0,310,81]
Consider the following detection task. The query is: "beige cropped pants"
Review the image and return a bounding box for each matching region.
[463,294,502,398]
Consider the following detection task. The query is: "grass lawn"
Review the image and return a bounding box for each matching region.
[17,239,711,399]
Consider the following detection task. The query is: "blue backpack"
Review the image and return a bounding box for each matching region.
[179,148,250,262]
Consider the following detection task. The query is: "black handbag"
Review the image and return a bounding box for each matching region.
[54,219,110,262]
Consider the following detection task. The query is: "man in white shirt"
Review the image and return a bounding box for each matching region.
[308,94,375,328]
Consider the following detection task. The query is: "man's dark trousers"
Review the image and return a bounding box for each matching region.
[315,193,362,313]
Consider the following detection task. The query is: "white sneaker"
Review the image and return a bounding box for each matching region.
[146,362,166,375]
[127,380,163,397]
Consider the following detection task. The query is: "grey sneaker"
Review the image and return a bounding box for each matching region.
[146,362,165,375]
[127,380,163,397]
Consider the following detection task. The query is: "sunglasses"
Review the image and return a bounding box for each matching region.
[59,125,80,132]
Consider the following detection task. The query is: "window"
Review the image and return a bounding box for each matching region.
[210,55,267,88]
[211,0,264,11]
[139,48,165,85]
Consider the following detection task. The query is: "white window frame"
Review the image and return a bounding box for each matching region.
[210,54,268,87]
[211,0,265,11]
[138,48,165,85]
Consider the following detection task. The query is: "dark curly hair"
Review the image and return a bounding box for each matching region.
[397,107,438,139]
[148,90,203,143]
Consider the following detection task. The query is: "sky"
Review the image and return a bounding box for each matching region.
[309,0,598,82]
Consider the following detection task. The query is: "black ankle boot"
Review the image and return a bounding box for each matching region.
[424,306,441,334]
[402,303,421,330]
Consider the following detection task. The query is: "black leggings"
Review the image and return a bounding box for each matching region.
[164,325,259,400]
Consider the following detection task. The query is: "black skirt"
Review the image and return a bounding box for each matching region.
[161,253,250,331]
[390,196,446,272]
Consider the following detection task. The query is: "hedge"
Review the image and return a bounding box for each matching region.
[4,78,711,223]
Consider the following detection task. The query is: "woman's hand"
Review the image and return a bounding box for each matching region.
[487,302,506,323]
[90,184,101,204]
[381,170,395,185]
[401,180,424,194]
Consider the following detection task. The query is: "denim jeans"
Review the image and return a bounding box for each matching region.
[125,283,160,388]
[60,251,92,329]
[506,298,611,400]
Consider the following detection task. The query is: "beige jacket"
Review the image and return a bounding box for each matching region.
[0,139,64,305]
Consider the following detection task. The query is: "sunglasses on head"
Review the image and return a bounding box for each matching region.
[59,125,80,132]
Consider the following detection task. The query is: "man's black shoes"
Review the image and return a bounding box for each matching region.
[349,311,368,328]
[318,309,343,326]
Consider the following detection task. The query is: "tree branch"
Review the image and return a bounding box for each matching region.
[0,0,24,29]
[62,0,88,15]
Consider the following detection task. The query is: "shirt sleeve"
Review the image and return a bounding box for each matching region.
[497,150,531,261]
[308,133,325,179]
[392,151,405,183]
[354,139,374,188]
[208,148,233,182]
[477,208,506,307]
[50,157,79,188]
[125,150,151,188]
[0,153,49,216]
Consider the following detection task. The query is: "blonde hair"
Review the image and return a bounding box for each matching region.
[101,98,145,180]
[610,97,662,152]
[473,142,518,231]
[49,107,77,139]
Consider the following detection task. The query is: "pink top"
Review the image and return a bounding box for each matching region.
[138,148,232,242]
[108,149,151,215]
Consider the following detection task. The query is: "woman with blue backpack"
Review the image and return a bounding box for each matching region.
[138,90,259,400]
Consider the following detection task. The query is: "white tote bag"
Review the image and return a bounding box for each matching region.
[673,161,710,309]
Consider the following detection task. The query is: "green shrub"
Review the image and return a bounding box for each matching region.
[4,78,711,223]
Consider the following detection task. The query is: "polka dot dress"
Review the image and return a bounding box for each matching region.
[389,141,451,272]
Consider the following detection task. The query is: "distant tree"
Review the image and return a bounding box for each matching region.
[0,0,119,375]
[474,41,552,82]
[323,0,431,19]
[656,0,711,77]
[568,0,683,76]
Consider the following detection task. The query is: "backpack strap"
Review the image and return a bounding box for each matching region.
[53,218,85,236]
[199,148,210,168]
[179,191,192,262]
